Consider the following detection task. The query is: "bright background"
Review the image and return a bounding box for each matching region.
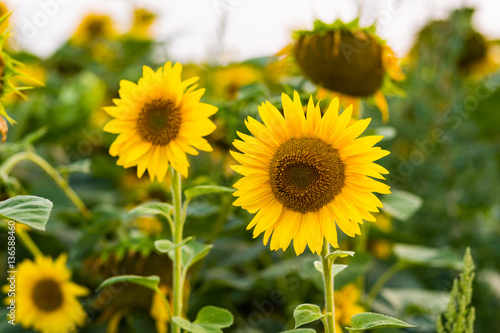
[4,0,500,62]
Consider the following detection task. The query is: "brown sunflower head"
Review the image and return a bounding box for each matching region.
[293,20,385,97]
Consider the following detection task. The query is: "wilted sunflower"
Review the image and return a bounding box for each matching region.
[231,92,390,255]
[2,254,89,333]
[282,19,403,122]
[104,62,217,180]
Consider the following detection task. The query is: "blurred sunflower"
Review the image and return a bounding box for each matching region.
[231,92,390,255]
[281,19,404,122]
[127,8,156,40]
[334,284,365,332]
[211,63,262,100]
[2,254,89,333]
[0,2,9,34]
[104,62,217,180]
[70,13,116,47]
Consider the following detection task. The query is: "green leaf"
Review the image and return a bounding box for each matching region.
[394,244,463,270]
[313,261,323,273]
[0,195,53,230]
[346,312,416,332]
[332,264,348,277]
[154,237,193,253]
[381,190,422,221]
[293,304,329,328]
[195,306,233,327]
[97,275,160,292]
[326,250,355,262]
[128,201,173,219]
[280,330,316,333]
[184,185,234,201]
[172,306,233,333]
[168,239,213,270]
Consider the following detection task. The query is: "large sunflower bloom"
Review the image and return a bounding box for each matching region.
[2,254,89,333]
[104,62,217,180]
[231,92,390,255]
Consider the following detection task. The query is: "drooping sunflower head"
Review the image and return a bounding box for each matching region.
[231,92,390,255]
[71,13,116,46]
[288,19,403,122]
[104,62,217,180]
[2,254,89,333]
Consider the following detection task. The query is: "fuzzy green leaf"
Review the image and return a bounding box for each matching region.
[154,237,193,253]
[0,195,53,230]
[172,306,233,333]
[184,185,234,201]
[332,264,348,277]
[293,304,329,328]
[326,250,355,262]
[168,239,213,270]
[346,312,416,332]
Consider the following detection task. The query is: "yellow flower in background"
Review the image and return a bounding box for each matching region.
[127,8,157,40]
[231,92,390,255]
[2,254,89,333]
[71,13,116,46]
[211,64,262,100]
[334,284,365,332]
[135,216,163,236]
[104,62,217,180]
[284,19,404,122]
[373,212,393,232]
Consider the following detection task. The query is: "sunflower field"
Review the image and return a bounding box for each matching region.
[1,2,499,333]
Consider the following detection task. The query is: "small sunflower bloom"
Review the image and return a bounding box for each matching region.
[70,13,116,47]
[2,254,89,333]
[104,62,217,180]
[231,92,390,255]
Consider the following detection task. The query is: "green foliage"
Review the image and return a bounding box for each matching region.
[184,185,235,202]
[97,274,160,292]
[394,244,464,270]
[380,190,423,221]
[173,306,234,333]
[292,304,329,328]
[346,312,416,332]
[168,239,213,270]
[0,195,52,230]
[437,248,476,333]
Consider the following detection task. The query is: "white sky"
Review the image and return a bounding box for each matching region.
[4,0,500,62]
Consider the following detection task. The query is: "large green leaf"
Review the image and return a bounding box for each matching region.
[173,306,233,333]
[184,185,234,201]
[346,312,416,332]
[293,304,329,328]
[0,195,53,230]
[381,190,422,221]
[394,244,463,270]
[97,275,160,292]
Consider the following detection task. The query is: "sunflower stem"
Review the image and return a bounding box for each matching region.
[321,240,336,333]
[171,169,184,333]
[16,226,43,258]
[0,151,90,218]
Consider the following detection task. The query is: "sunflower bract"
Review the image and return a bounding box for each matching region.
[231,91,390,255]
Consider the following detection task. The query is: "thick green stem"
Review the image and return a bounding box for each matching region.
[365,262,404,309]
[16,227,43,258]
[321,240,336,333]
[0,151,90,218]
[171,169,184,333]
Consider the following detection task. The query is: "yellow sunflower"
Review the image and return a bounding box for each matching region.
[104,62,217,180]
[280,19,404,122]
[70,13,116,47]
[231,92,390,255]
[2,254,89,333]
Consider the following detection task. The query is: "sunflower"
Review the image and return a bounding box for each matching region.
[231,92,390,255]
[104,62,217,180]
[2,254,89,333]
[70,13,116,47]
[281,19,403,122]
[334,283,365,332]
[127,8,157,40]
